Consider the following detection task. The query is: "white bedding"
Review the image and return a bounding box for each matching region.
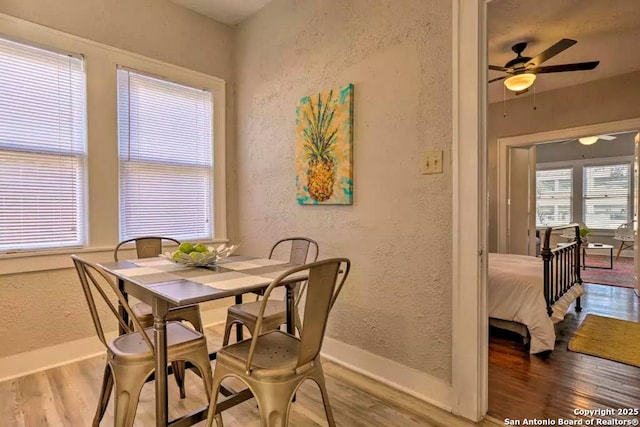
[489,253,583,354]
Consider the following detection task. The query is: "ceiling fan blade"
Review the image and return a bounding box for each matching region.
[531,61,600,74]
[515,88,529,96]
[526,38,577,68]
[489,76,507,83]
[598,135,617,140]
[489,65,511,72]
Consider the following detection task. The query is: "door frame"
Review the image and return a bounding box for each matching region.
[452,0,488,420]
[497,117,640,253]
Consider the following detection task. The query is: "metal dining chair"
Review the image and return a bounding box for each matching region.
[71,255,213,427]
[114,236,204,398]
[222,237,319,345]
[206,258,350,427]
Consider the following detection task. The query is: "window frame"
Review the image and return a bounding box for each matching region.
[535,167,573,228]
[536,156,634,234]
[582,162,632,230]
[0,35,88,252]
[116,67,215,242]
[0,14,227,275]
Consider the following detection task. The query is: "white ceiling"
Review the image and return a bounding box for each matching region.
[488,0,640,103]
[171,0,271,25]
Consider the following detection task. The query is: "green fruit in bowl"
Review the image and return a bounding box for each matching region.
[179,242,194,253]
[190,252,201,261]
[172,251,183,261]
[193,243,209,253]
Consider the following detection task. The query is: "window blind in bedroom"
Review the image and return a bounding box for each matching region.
[583,163,631,230]
[536,168,572,227]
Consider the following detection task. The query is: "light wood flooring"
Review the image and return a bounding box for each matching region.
[489,283,640,422]
[1,324,497,427]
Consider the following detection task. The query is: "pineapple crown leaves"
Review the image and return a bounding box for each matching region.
[302,90,339,162]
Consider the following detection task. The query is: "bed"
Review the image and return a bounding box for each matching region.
[489,224,584,353]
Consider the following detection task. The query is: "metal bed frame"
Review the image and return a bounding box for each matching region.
[489,223,583,346]
[540,223,583,315]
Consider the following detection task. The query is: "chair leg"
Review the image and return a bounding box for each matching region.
[294,312,303,336]
[309,363,336,427]
[92,363,114,427]
[222,316,237,346]
[205,363,228,427]
[616,241,625,260]
[251,379,298,427]
[172,306,204,333]
[111,364,149,427]
[172,360,186,399]
[184,347,213,400]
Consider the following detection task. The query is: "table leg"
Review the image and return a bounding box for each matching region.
[286,284,295,335]
[286,284,296,403]
[609,247,613,269]
[117,279,129,335]
[235,294,244,342]
[152,299,170,426]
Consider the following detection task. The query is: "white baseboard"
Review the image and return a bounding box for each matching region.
[0,331,118,383]
[0,306,229,383]
[1,307,455,418]
[321,336,454,412]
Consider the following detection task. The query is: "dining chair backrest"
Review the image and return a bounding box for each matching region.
[114,236,180,261]
[268,237,319,304]
[246,258,350,372]
[71,255,155,352]
[269,237,319,265]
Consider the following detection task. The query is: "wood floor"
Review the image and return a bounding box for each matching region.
[489,282,640,422]
[0,324,495,427]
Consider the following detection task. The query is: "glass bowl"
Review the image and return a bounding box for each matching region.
[163,243,240,267]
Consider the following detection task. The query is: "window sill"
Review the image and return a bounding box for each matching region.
[0,239,228,276]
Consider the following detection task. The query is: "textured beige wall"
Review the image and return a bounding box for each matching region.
[0,0,235,358]
[234,0,453,380]
[488,70,640,252]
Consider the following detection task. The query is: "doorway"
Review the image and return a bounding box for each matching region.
[490,80,640,427]
[497,120,640,296]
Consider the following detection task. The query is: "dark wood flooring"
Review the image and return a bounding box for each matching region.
[488,283,640,422]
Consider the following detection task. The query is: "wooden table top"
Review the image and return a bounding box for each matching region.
[98,255,306,306]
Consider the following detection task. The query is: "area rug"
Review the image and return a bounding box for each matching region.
[568,314,640,367]
[580,254,635,289]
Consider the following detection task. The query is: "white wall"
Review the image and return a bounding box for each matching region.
[234,0,453,381]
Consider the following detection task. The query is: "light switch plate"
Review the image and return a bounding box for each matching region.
[422,150,443,174]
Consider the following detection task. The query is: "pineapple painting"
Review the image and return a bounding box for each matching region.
[296,84,353,205]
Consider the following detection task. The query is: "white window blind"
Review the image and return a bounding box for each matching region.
[536,168,572,227]
[0,37,86,252]
[584,163,631,230]
[117,68,213,241]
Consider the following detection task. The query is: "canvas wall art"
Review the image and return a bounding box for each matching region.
[296,83,353,205]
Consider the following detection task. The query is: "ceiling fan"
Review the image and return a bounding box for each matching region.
[489,39,600,94]
[577,134,616,145]
[559,134,617,145]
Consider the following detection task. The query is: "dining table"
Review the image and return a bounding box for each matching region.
[97,254,308,427]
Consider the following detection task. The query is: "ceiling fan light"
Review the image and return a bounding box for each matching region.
[504,73,536,91]
[579,136,599,145]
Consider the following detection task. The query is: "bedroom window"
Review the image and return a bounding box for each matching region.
[535,168,573,227]
[0,37,87,252]
[583,163,631,230]
[117,67,213,241]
